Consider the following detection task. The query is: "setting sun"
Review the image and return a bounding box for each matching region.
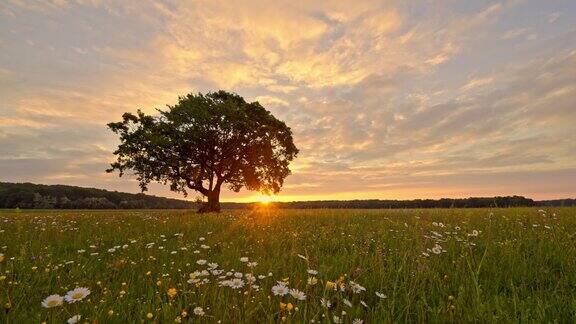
[255,194,273,205]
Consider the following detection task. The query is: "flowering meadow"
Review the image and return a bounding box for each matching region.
[0,208,575,323]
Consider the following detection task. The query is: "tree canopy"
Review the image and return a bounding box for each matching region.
[107,90,299,212]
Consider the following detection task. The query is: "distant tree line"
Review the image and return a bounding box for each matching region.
[1,182,573,210]
[243,196,575,209]
[0,182,194,209]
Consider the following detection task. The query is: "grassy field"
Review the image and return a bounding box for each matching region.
[0,208,575,323]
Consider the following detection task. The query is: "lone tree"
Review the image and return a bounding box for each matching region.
[107,91,298,213]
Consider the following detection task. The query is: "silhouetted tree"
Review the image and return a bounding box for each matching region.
[107,91,299,213]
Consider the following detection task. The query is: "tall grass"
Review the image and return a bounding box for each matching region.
[0,207,574,323]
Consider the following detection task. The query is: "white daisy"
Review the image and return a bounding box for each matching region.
[240,257,249,262]
[349,281,366,294]
[228,278,245,289]
[247,261,258,268]
[41,294,64,308]
[196,259,207,265]
[375,292,387,299]
[290,288,307,301]
[271,283,289,296]
[343,298,352,307]
[67,315,81,324]
[64,287,90,303]
[193,307,205,316]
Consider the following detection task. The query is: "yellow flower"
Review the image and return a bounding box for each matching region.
[326,280,336,290]
[181,310,188,318]
[108,310,114,316]
[280,302,287,310]
[286,303,293,311]
[156,280,162,286]
[0,254,5,263]
[0,276,6,281]
[167,288,177,298]
[146,312,154,319]
[174,316,182,323]
[146,271,152,276]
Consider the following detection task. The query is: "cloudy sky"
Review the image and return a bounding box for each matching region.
[1,0,575,202]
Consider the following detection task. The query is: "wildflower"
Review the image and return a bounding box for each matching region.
[193,307,205,316]
[208,263,218,269]
[272,283,289,296]
[0,253,4,262]
[240,257,249,262]
[146,313,154,319]
[352,319,364,324]
[234,272,243,278]
[349,281,366,294]
[64,287,90,303]
[320,298,332,308]
[325,280,336,290]
[307,269,318,275]
[247,261,258,268]
[67,315,81,324]
[431,244,442,254]
[167,288,177,298]
[108,310,114,316]
[375,292,387,299]
[196,259,207,265]
[343,298,352,307]
[228,278,245,289]
[41,294,64,308]
[307,277,318,286]
[245,273,256,283]
[333,315,343,323]
[290,288,306,301]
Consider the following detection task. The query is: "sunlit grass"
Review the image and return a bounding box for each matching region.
[0,208,575,322]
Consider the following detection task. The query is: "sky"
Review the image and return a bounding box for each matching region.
[1,0,575,202]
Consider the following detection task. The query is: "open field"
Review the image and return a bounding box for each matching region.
[0,208,575,323]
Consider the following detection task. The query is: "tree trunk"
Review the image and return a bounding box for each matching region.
[198,189,221,213]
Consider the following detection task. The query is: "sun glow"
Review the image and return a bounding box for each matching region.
[255,194,273,205]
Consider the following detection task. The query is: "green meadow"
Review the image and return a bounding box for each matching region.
[0,208,575,323]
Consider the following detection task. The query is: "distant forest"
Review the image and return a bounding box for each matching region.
[0,182,194,209]
[0,182,574,210]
